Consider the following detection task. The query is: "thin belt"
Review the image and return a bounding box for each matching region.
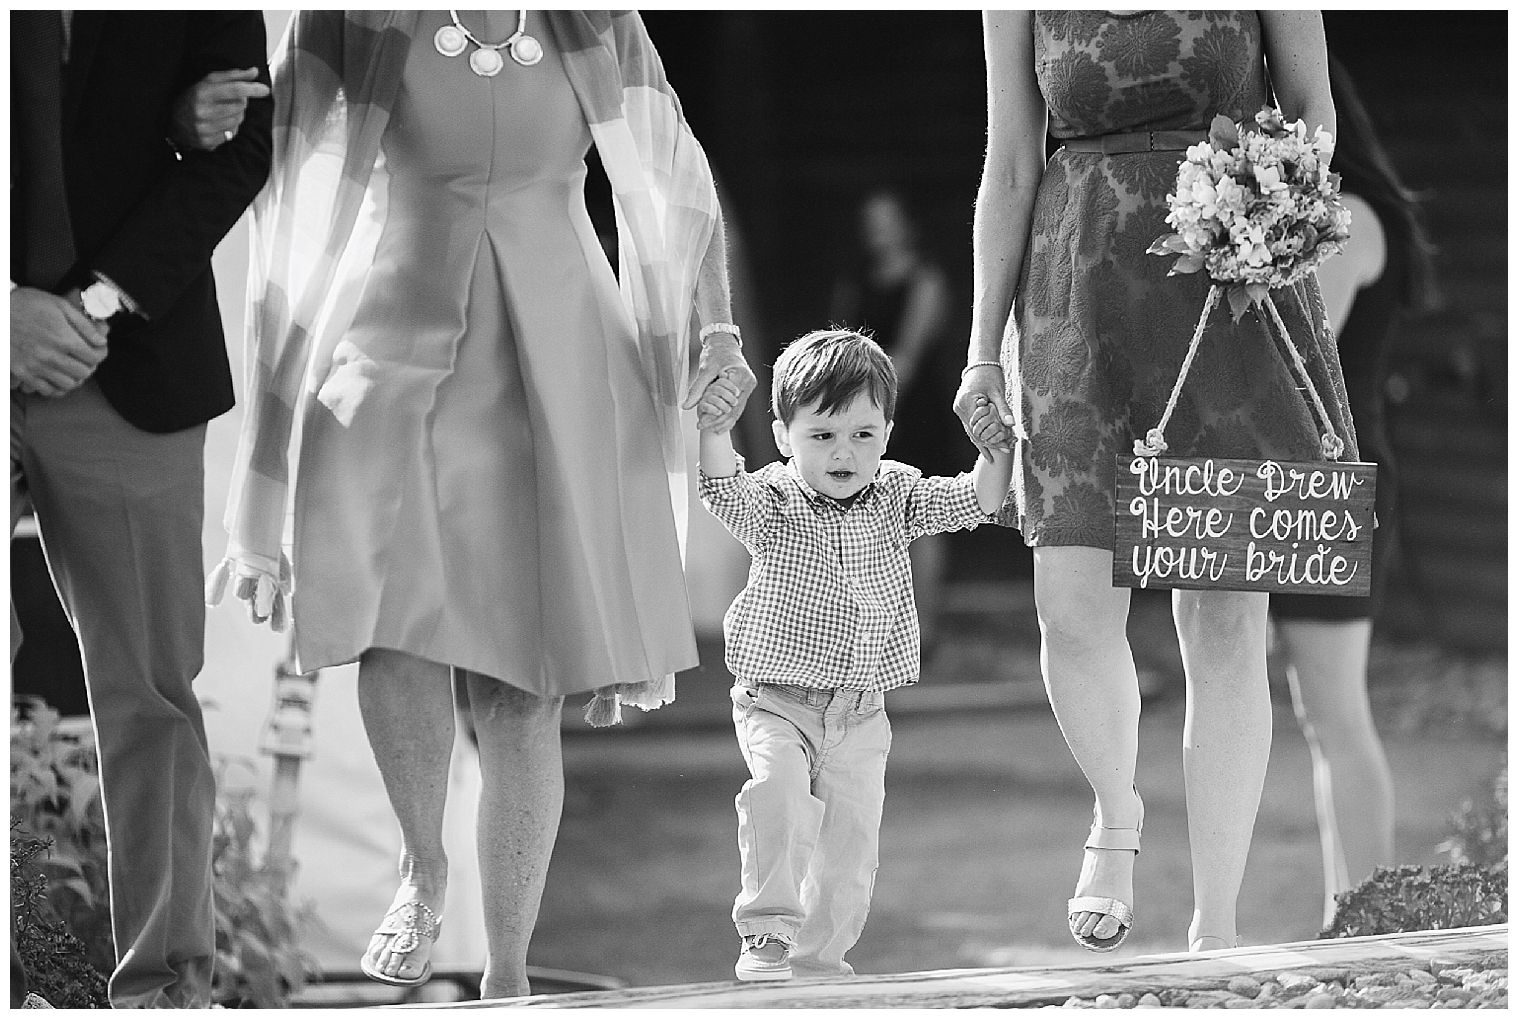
[1062,129,1206,154]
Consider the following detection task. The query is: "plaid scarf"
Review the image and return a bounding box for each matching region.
[214,10,718,712]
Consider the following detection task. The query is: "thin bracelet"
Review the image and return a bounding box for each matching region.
[961,359,1003,377]
[699,322,742,346]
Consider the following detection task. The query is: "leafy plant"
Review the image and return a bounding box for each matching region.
[1438,761,1507,868]
[10,824,110,1008]
[210,764,321,1007]
[1320,862,1507,939]
[1321,753,1507,941]
[10,697,320,1008]
[9,697,114,974]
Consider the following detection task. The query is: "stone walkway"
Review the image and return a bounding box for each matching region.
[425,925,1505,1009]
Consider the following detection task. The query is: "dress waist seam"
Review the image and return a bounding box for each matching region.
[1061,129,1207,155]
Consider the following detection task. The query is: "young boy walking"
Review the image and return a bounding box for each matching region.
[695,328,1012,982]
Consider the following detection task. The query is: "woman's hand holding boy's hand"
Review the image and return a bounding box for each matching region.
[695,368,744,479]
[965,390,1014,453]
[694,368,745,433]
[955,363,1015,453]
[968,396,1016,514]
[684,335,755,433]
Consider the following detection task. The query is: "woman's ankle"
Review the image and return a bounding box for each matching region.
[1094,788,1144,831]
[398,852,449,897]
[479,969,530,1000]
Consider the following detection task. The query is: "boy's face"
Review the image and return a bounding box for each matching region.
[773,394,893,501]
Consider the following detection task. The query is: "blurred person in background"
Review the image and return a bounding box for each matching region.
[831,188,960,658]
[209,11,752,999]
[1270,54,1438,929]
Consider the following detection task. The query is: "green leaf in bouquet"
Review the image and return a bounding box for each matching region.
[1168,253,1204,276]
[1156,233,1193,256]
[1226,284,1253,322]
[1146,234,1176,256]
[1208,113,1238,149]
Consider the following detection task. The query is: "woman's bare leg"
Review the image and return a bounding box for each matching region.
[357,648,456,982]
[1277,618,1395,926]
[1173,590,1271,950]
[1034,546,1144,942]
[465,673,565,1000]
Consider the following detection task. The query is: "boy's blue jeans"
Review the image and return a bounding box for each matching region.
[730,681,892,976]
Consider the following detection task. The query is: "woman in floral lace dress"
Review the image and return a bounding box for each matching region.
[959,11,1354,953]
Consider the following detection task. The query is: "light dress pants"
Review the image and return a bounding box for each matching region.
[11,381,216,1008]
[731,681,892,977]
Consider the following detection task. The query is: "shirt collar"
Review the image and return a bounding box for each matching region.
[785,460,880,511]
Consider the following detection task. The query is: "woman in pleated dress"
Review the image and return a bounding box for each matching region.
[210,10,754,997]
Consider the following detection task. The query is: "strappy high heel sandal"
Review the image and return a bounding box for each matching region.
[1067,793,1143,953]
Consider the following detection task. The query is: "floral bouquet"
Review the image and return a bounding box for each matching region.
[1134,107,1352,461]
[1148,106,1351,322]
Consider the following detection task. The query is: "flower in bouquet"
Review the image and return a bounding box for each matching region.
[1148,106,1351,321]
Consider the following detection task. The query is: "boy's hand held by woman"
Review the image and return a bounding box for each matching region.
[684,331,755,433]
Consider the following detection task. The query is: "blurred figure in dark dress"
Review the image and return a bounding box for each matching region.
[1271,55,1439,928]
[832,188,963,655]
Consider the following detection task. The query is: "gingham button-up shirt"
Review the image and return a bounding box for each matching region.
[699,457,993,692]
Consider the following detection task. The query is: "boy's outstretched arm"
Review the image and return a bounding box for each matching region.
[971,446,1014,515]
[700,427,739,479]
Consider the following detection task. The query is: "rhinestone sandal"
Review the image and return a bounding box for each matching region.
[359,900,442,987]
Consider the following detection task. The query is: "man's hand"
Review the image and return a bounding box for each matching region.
[10,287,109,397]
[682,335,756,433]
[168,68,270,152]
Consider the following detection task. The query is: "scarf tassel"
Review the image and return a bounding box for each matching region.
[583,690,623,728]
[582,671,678,728]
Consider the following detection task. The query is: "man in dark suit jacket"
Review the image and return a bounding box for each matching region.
[10,12,272,1007]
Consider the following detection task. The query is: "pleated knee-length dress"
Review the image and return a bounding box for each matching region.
[1002,10,1359,547]
[290,12,697,696]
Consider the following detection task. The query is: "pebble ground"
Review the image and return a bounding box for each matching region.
[1045,953,1507,1009]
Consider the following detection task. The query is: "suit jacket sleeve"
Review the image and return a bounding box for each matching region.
[88,11,273,321]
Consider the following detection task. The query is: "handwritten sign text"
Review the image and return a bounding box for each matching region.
[1113,455,1378,596]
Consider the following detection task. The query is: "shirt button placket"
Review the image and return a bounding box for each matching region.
[844,512,870,685]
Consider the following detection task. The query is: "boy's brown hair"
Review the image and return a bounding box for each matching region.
[770,328,898,425]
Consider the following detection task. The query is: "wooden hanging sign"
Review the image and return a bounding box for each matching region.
[1112,454,1378,596]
